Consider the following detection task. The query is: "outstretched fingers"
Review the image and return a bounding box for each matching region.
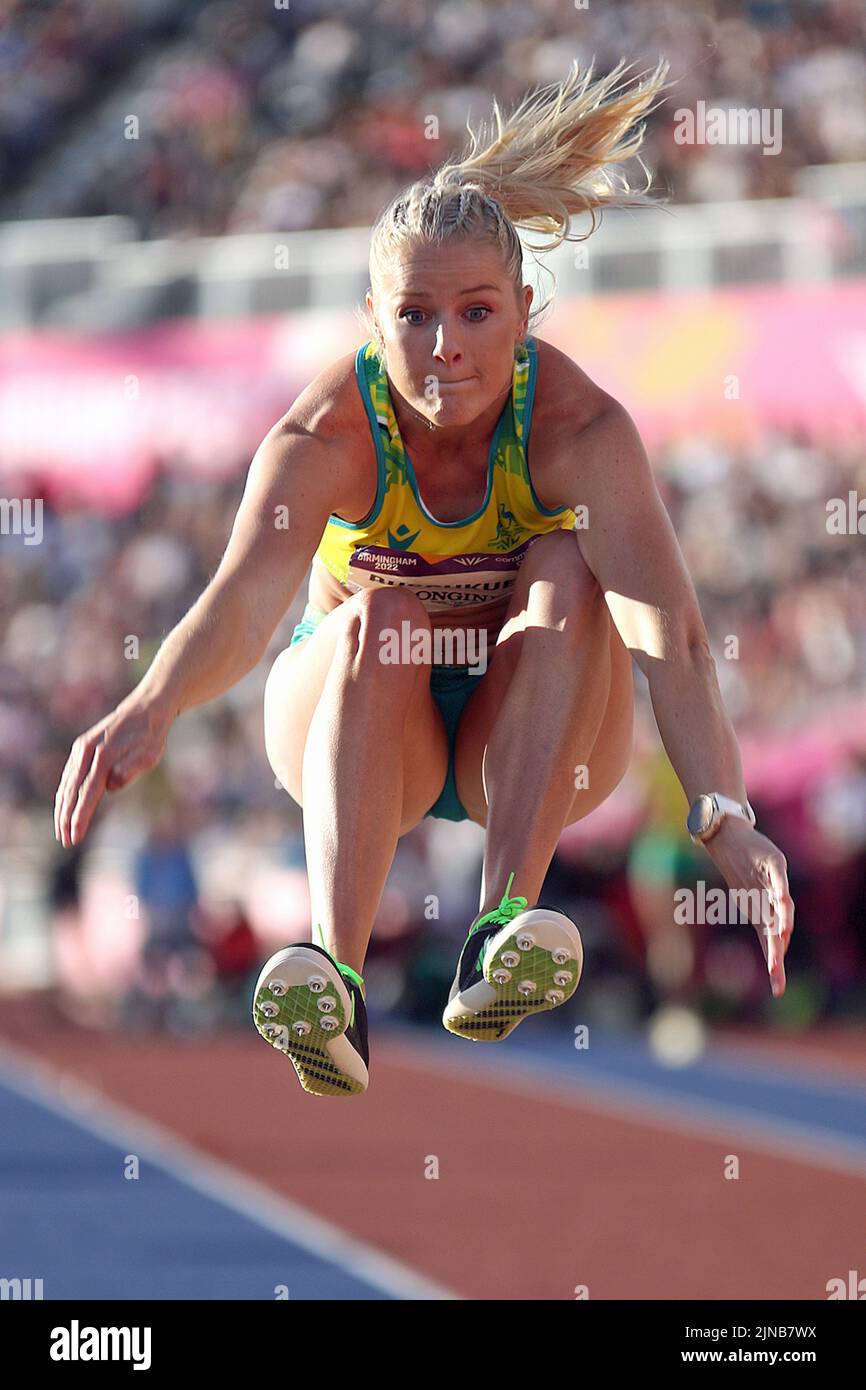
[54,729,108,847]
[758,854,795,997]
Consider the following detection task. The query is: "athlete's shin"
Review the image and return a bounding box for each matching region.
[300,613,415,976]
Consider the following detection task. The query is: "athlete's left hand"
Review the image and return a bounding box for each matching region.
[702,817,795,998]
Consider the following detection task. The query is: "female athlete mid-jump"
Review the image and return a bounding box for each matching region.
[54,60,794,1097]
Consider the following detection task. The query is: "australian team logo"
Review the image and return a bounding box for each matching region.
[486,505,525,551]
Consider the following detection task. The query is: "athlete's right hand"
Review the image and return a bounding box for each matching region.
[54,694,174,848]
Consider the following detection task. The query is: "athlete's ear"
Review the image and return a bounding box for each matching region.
[365,289,385,355]
[521,282,533,335]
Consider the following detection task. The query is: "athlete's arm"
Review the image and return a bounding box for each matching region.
[546,401,738,785]
[54,358,358,847]
[545,399,794,996]
[137,418,344,719]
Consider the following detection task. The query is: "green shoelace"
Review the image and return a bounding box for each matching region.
[313,922,366,1027]
[467,871,529,973]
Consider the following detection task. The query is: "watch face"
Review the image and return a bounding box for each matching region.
[687,795,714,837]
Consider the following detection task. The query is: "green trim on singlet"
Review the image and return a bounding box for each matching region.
[327,343,387,530]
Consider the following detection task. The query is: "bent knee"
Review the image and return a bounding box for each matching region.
[343,586,433,665]
[524,528,600,597]
[351,584,430,623]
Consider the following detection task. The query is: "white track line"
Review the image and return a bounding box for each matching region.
[379,1028,866,1182]
[0,1037,459,1302]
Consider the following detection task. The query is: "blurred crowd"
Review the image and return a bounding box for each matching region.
[657,424,866,729]
[1,421,864,1033]
[2,0,866,234]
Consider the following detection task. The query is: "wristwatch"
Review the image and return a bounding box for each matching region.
[687,792,756,845]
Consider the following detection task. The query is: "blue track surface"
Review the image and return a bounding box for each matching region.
[0,1076,390,1300]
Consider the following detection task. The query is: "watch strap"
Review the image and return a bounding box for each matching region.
[687,792,756,844]
[713,793,756,826]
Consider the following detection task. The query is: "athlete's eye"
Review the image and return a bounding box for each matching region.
[399,306,490,324]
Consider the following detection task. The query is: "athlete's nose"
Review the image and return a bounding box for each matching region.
[432,322,463,366]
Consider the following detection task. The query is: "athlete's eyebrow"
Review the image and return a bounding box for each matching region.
[396,284,502,297]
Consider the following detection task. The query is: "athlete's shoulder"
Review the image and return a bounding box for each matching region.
[529,337,615,435]
[522,338,623,512]
[276,347,371,446]
[265,347,378,523]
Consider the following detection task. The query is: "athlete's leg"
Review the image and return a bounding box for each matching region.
[453,528,634,915]
[264,587,448,974]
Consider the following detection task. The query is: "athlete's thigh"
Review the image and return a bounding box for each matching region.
[560,617,634,823]
[263,594,449,832]
[451,528,598,808]
[452,573,634,825]
[454,526,601,734]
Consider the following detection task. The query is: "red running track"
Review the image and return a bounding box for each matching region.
[0,997,863,1300]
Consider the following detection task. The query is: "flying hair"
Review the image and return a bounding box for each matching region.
[358,56,673,359]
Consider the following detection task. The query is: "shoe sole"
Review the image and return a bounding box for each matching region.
[442,909,583,1042]
[252,946,368,1096]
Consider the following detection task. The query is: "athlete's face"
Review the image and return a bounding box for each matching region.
[367,241,532,435]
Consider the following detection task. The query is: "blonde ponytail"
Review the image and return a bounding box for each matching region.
[361,57,672,356]
[437,56,671,248]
